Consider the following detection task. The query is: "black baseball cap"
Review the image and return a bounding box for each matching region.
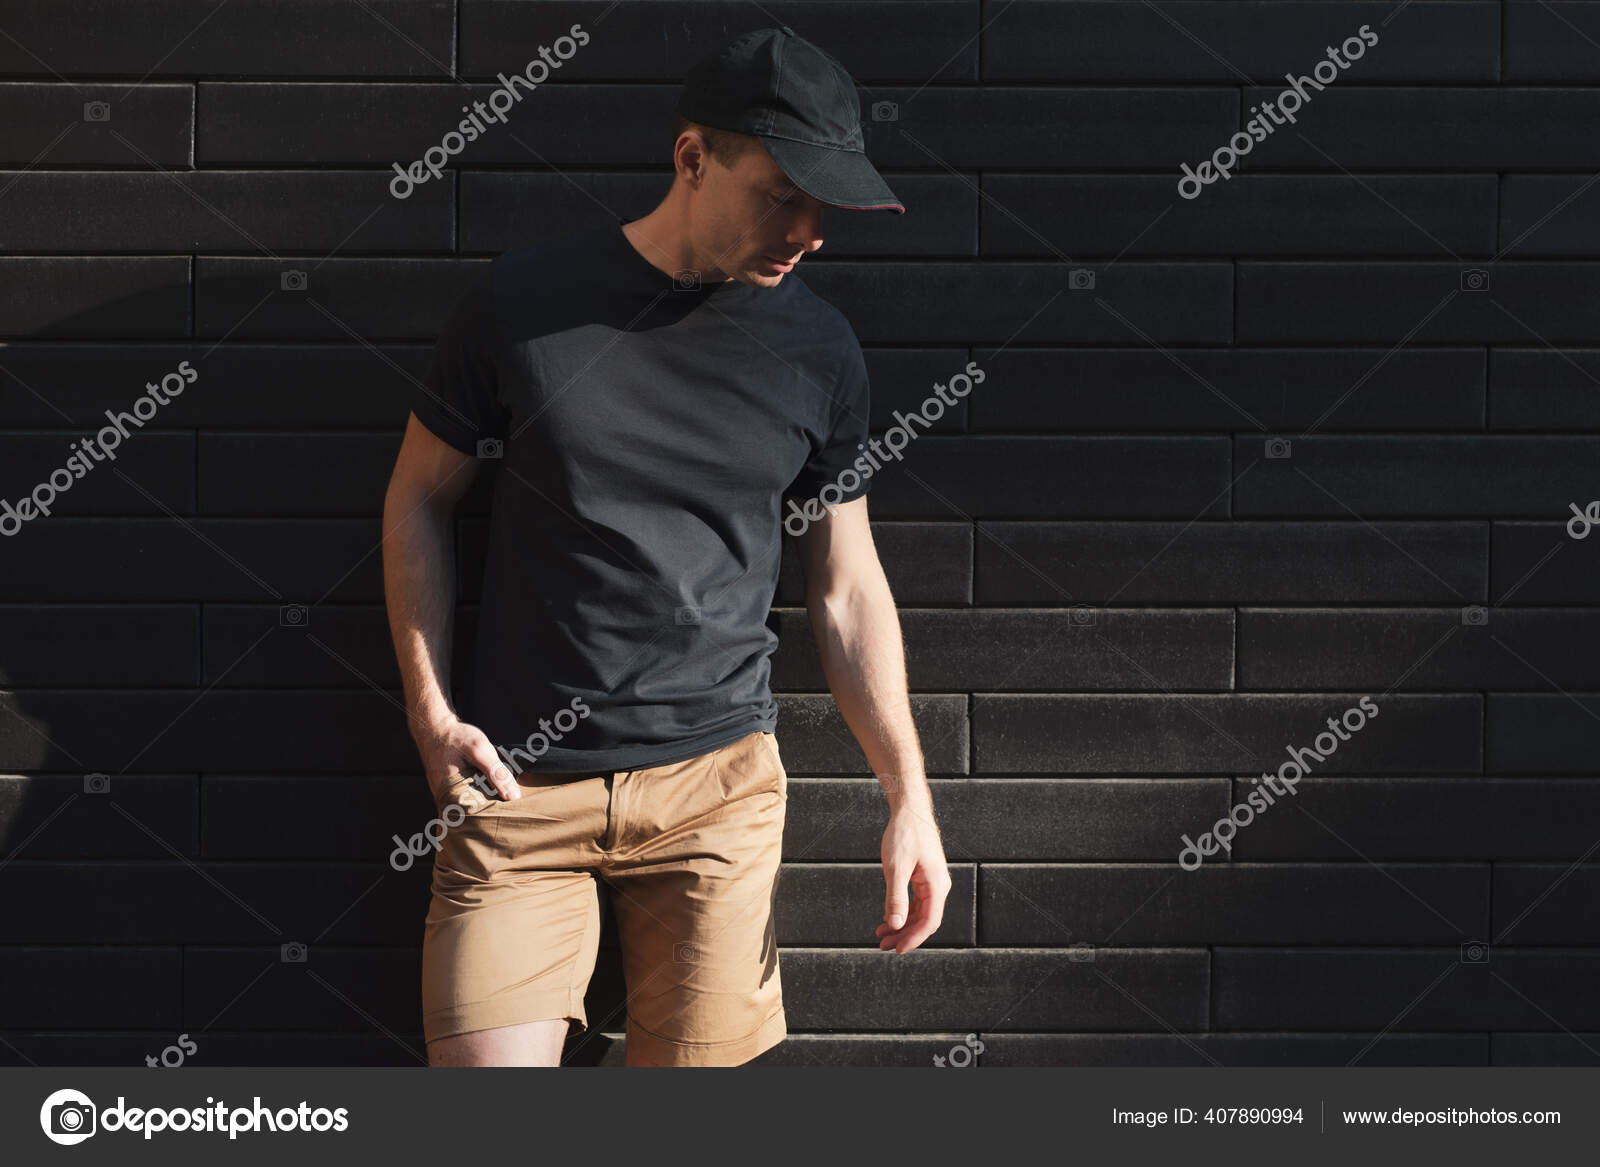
[675,26,905,214]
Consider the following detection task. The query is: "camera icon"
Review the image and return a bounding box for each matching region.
[1460,940,1489,964]
[279,604,308,627]
[673,941,701,963]
[675,605,701,626]
[672,269,701,291]
[871,100,898,123]
[280,269,308,292]
[1068,941,1096,963]
[50,1099,96,1138]
[1069,603,1096,627]
[1459,268,1489,292]
[1265,437,1292,460]
[476,437,504,459]
[83,101,111,123]
[1068,268,1095,291]
[1461,605,1488,626]
[83,772,111,794]
[281,941,308,963]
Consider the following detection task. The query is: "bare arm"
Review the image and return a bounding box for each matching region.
[382,413,520,802]
[794,494,950,952]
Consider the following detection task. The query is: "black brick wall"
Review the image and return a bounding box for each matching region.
[1,0,1597,1068]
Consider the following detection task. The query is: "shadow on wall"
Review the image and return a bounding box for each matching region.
[0,276,652,1067]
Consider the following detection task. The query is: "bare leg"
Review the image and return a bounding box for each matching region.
[427,1019,571,1066]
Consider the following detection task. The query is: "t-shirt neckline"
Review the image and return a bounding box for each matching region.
[612,216,755,301]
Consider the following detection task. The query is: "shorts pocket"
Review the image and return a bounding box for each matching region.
[434,771,503,817]
[760,732,788,799]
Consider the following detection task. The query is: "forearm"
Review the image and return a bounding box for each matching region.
[382,483,460,740]
[806,571,931,814]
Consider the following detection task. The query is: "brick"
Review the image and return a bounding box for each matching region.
[1238,88,1600,169]
[0,862,427,943]
[461,2,979,81]
[0,1,453,76]
[983,2,1498,82]
[1238,263,1600,344]
[0,344,431,427]
[856,437,1231,519]
[1506,3,1600,82]
[0,690,419,772]
[772,607,1234,690]
[1500,176,1600,256]
[0,519,387,603]
[983,175,1495,257]
[1492,523,1600,604]
[856,88,1239,168]
[183,947,422,1031]
[977,521,1486,604]
[194,257,486,339]
[0,432,192,517]
[973,694,1479,774]
[972,347,1484,431]
[0,948,179,1027]
[0,605,196,685]
[1491,349,1600,429]
[980,863,1486,944]
[0,775,197,858]
[1240,607,1600,688]
[1216,948,1600,1029]
[197,82,678,165]
[0,83,190,166]
[200,434,405,515]
[1233,437,1600,516]
[1488,694,1600,773]
[804,262,1232,344]
[203,776,432,859]
[980,1033,1486,1067]
[1492,1034,1600,1066]
[0,258,190,338]
[781,947,1208,1029]
[1235,778,1600,861]
[0,171,451,252]
[1494,865,1600,944]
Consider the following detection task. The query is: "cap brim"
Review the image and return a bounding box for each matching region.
[761,136,905,213]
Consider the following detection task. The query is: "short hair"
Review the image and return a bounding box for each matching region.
[669,112,760,167]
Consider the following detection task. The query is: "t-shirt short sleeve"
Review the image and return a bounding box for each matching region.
[784,326,872,506]
[410,281,508,458]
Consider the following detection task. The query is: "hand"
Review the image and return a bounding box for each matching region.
[414,713,521,806]
[876,799,951,954]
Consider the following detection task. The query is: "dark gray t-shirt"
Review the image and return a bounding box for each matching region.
[412,217,871,771]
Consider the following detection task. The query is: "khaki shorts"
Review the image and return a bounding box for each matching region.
[420,728,788,1066]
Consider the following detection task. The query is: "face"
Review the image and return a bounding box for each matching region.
[684,134,825,287]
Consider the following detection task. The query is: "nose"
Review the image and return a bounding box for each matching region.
[789,205,824,255]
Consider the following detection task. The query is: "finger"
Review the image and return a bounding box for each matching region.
[465,738,520,800]
[880,890,941,952]
[883,863,911,930]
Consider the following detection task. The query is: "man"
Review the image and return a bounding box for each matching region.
[382,26,950,1068]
